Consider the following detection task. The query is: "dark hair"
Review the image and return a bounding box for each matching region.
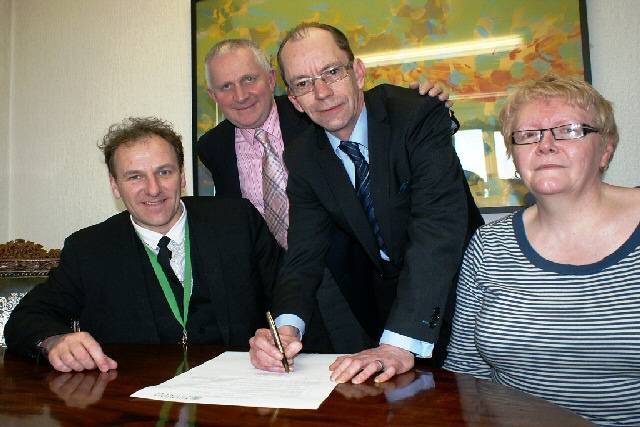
[98,117,184,176]
[277,22,354,83]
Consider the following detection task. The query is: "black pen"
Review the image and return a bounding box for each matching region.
[265,311,290,373]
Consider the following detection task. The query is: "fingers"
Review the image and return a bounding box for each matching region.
[429,86,452,104]
[330,357,382,384]
[103,356,118,372]
[82,336,117,372]
[374,364,398,383]
[329,345,415,384]
[277,326,303,359]
[415,81,434,95]
[410,80,454,106]
[351,360,385,384]
[284,340,303,360]
[47,332,117,373]
[330,355,362,382]
[423,83,448,101]
[249,328,301,372]
[49,342,94,372]
[427,85,443,97]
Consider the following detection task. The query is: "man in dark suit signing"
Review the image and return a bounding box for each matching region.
[249,23,483,384]
[4,117,281,372]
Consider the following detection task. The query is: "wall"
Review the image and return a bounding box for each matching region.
[2,1,640,247]
[7,0,191,248]
[0,0,11,242]
[588,0,640,187]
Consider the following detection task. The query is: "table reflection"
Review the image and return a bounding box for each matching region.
[48,371,118,409]
[335,370,435,403]
[0,345,593,426]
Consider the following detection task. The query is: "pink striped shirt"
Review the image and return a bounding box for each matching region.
[235,102,285,215]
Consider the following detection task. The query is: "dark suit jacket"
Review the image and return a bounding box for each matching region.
[4,197,282,358]
[276,84,483,350]
[197,96,310,197]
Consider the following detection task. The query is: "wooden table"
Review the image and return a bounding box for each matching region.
[0,345,593,426]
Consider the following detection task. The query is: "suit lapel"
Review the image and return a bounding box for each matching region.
[276,96,311,147]
[185,209,231,344]
[313,127,381,267]
[365,94,393,256]
[117,217,161,341]
[220,122,242,195]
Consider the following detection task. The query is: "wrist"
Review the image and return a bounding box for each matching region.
[37,334,65,355]
[279,325,301,340]
[380,343,414,357]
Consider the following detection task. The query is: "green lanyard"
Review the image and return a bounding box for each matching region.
[155,349,196,427]
[143,222,193,345]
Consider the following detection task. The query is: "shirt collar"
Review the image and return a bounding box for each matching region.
[131,200,187,250]
[326,106,368,153]
[237,101,281,144]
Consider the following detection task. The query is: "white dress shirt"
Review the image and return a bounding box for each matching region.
[131,201,189,284]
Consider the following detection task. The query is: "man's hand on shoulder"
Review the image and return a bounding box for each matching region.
[409,80,453,108]
[41,332,118,373]
[329,344,414,384]
[249,326,302,372]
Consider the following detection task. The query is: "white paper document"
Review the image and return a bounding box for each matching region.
[131,351,340,409]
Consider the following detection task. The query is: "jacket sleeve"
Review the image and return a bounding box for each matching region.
[4,236,85,358]
[246,200,285,308]
[384,95,470,344]
[272,145,332,324]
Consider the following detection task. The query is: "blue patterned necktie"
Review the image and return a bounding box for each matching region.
[338,140,388,255]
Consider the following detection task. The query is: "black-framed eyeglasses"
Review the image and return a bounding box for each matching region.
[511,123,600,145]
[287,62,353,97]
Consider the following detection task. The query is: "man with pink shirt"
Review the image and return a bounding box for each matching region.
[197,39,448,353]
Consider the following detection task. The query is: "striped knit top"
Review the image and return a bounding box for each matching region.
[444,210,640,426]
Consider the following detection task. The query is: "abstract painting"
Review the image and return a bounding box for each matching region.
[192,0,589,210]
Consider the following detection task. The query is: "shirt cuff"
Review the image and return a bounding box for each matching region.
[380,329,434,358]
[274,314,305,339]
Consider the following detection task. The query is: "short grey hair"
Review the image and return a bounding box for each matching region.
[204,39,272,89]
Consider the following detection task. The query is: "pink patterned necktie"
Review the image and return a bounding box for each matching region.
[255,129,289,249]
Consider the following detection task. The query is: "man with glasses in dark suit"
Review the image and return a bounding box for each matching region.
[249,23,482,384]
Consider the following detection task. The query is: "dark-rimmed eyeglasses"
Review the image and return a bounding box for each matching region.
[511,123,600,145]
[287,62,353,97]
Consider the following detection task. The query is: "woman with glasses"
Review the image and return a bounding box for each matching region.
[444,75,640,426]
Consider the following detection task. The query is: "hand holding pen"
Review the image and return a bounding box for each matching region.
[249,314,303,373]
[266,311,290,373]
